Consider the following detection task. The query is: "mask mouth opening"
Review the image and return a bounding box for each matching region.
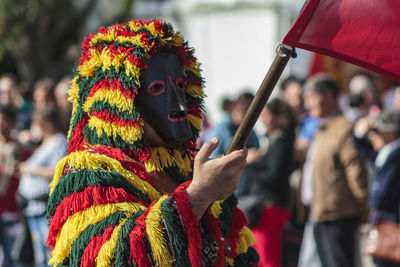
[168,110,187,121]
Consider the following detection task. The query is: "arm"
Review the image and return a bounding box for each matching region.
[339,133,369,205]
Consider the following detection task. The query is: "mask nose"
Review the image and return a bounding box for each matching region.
[167,76,187,112]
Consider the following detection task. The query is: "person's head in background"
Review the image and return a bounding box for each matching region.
[367,110,400,152]
[54,76,72,113]
[261,98,296,138]
[303,74,339,119]
[0,73,23,108]
[0,105,17,142]
[393,82,400,110]
[221,97,234,115]
[30,107,61,142]
[348,73,381,117]
[231,92,254,126]
[33,77,56,111]
[280,75,304,114]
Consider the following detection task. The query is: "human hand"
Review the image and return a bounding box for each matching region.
[246,148,260,164]
[354,117,373,138]
[186,137,247,219]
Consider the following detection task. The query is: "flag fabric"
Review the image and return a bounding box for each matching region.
[282,0,400,82]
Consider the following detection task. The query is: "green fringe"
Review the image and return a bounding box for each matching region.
[47,170,149,218]
[113,209,145,267]
[69,210,128,266]
[90,101,141,120]
[160,196,190,267]
[218,195,238,236]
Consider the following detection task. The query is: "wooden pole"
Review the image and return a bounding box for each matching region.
[225,44,296,154]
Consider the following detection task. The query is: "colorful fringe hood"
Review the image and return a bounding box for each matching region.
[46,19,259,266]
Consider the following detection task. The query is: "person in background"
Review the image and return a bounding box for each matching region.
[382,81,400,111]
[300,74,368,267]
[32,77,56,112]
[0,74,32,132]
[353,110,400,267]
[280,76,304,122]
[238,98,296,267]
[0,106,27,267]
[17,107,67,267]
[344,74,381,122]
[54,76,73,134]
[205,92,259,158]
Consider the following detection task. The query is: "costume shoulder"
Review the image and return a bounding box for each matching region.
[46,147,258,266]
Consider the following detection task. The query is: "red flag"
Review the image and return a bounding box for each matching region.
[282,0,400,82]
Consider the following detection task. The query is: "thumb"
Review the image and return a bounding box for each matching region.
[196,137,219,163]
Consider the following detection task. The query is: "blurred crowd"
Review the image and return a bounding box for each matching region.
[1,69,400,267]
[0,74,70,267]
[202,72,400,267]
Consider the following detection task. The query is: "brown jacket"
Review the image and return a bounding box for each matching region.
[311,114,368,221]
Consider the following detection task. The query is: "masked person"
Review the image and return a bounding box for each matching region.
[46,20,259,267]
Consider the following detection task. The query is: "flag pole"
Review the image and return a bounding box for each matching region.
[225,44,297,155]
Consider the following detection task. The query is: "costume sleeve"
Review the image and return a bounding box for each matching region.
[46,150,258,267]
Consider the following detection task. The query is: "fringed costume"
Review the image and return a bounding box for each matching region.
[46,19,259,267]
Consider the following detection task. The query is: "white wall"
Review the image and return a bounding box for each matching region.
[180,10,278,125]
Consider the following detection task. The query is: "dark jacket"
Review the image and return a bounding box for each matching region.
[354,136,400,222]
[238,130,295,208]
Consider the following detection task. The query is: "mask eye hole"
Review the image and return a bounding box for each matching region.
[176,78,186,91]
[147,80,165,95]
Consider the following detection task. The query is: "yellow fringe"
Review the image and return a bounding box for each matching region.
[187,84,204,98]
[210,201,223,218]
[67,77,80,140]
[83,88,135,113]
[184,61,201,78]
[78,48,103,77]
[187,114,202,131]
[235,226,255,256]
[49,156,70,195]
[144,147,192,176]
[147,22,165,39]
[49,202,144,265]
[87,116,143,144]
[95,217,128,267]
[145,195,175,267]
[225,257,234,266]
[49,150,160,201]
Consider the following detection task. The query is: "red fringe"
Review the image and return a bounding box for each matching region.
[174,181,202,267]
[80,225,115,267]
[88,145,154,186]
[67,116,87,155]
[87,79,136,100]
[203,209,225,266]
[47,186,143,249]
[128,203,154,267]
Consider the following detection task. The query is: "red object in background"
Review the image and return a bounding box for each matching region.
[282,0,400,82]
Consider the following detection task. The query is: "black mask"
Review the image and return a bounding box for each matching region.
[136,51,192,148]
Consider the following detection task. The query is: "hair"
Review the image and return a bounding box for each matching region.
[235,92,254,110]
[373,110,400,138]
[303,74,339,98]
[32,107,61,131]
[266,98,296,135]
[0,105,17,123]
[280,75,304,91]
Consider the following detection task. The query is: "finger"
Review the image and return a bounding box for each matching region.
[196,137,219,163]
[221,148,247,165]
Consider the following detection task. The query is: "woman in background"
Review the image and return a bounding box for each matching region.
[238,98,296,267]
